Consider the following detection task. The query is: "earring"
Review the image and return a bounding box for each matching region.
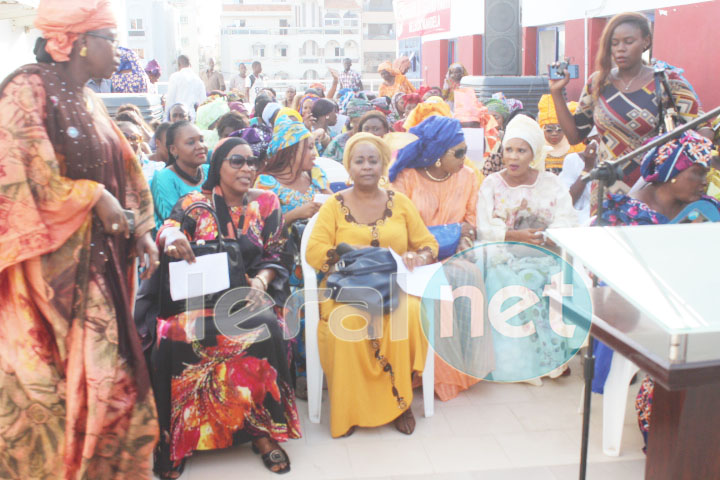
[79,46,88,57]
[671,178,677,184]
[435,160,442,168]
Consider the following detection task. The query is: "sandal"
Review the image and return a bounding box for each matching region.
[394,408,416,435]
[252,439,291,474]
[153,441,186,479]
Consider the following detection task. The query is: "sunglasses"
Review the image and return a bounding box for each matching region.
[544,125,563,133]
[85,32,120,49]
[451,148,467,159]
[123,132,141,143]
[226,154,260,170]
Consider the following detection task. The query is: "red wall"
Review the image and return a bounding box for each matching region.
[563,19,585,101]
[652,1,720,109]
[422,39,449,88]
[458,34,483,75]
[522,26,538,76]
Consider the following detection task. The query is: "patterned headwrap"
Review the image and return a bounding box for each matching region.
[641,131,713,183]
[267,115,311,157]
[393,56,411,74]
[484,98,510,120]
[346,98,374,118]
[502,114,549,170]
[337,88,355,114]
[34,0,117,62]
[228,101,248,115]
[389,116,465,182]
[403,96,452,130]
[417,86,432,99]
[228,126,270,160]
[111,47,149,93]
[343,132,392,173]
[377,61,400,76]
[371,96,391,115]
[145,59,161,76]
[298,93,320,118]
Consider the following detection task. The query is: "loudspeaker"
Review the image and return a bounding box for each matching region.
[483,0,521,76]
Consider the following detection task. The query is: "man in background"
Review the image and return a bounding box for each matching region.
[86,77,112,93]
[228,62,248,95]
[248,61,266,105]
[200,57,226,92]
[166,54,206,121]
[338,57,362,92]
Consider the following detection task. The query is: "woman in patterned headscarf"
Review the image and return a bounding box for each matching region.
[597,130,719,453]
[0,0,159,478]
[111,46,149,93]
[378,61,416,98]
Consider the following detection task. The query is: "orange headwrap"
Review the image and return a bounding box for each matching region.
[402,96,452,130]
[378,61,401,76]
[393,56,411,74]
[34,0,117,62]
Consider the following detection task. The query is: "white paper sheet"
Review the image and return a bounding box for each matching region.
[313,193,332,204]
[168,252,230,301]
[389,248,452,301]
[462,127,485,170]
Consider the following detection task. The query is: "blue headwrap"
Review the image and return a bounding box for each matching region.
[640,130,712,183]
[388,116,465,182]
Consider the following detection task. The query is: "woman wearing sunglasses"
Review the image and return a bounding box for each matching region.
[390,115,492,402]
[153,137,300,477]
[537,94,585,175]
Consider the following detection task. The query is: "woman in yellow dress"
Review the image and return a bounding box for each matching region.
[306,133,438,438]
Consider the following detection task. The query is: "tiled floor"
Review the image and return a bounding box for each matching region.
[177,356,647,479]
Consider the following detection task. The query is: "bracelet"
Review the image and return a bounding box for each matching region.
[254,275,268,291]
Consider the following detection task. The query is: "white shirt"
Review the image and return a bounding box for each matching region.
[558,153,591,224]
[165,67,206,120]
[228,74,247,92]
[248,73,266,105]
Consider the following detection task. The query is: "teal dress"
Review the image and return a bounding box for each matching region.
[150,164,210,230]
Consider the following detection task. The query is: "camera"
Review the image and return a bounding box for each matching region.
[548,60,579,80]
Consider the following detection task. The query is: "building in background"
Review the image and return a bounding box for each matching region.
[125,0,180,81]
[220,0,362,88]
[394,0,720,109]
[361,0,396,82]
[168,0,221,77]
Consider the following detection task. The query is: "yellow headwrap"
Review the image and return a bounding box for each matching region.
[343,132,392,174]
[538,94,579,127]
[402,96,452,130]
[35,0,117,62]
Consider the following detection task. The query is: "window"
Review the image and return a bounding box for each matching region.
[253,44,266,57]
[280,18,289,35]
[363,52,394,73]
[179,16,188,25]
[129,18,143,30]
[281,47,287,57]
[364,23,395,40]
[324,13,340,27]
[537,25,565,75]
[363,0,393,12]
[343,12,359,28]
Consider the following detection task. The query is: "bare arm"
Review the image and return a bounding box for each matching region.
[548,68,584,145]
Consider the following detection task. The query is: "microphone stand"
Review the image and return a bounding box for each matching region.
[575,104,720,480]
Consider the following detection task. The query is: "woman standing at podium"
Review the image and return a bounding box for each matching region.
[600,131,719,452]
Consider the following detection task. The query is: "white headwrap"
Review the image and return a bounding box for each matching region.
[501,114,550,171]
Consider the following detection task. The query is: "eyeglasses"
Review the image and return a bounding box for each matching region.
[544,125,563,133]
[227,154,260,170]
[451,148,467,159]
[123,132,141,143]
[85,32,119,49]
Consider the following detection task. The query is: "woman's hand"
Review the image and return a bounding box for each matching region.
[401,251,429,271]
[505,228,544,246]
[165,237,196,263]
[94,189,130,238]
[583,140,599,172]
[460,222,476,241]
[548,62,571,95]
[286,201,322,223]
[136,232,160,280]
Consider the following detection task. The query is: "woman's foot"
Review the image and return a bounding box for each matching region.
[252,437,291,474]
[394,408,416,435]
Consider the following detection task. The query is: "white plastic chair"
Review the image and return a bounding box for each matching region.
[300,214,434,424]
[314,157,349,184]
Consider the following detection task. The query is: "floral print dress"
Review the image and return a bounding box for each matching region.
[152,190,301,472]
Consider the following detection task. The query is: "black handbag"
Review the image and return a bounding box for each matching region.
[158,201,249,318]
[326,246,399,314]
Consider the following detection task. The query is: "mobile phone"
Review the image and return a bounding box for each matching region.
[548,62,579,80]
[123,209,136,235]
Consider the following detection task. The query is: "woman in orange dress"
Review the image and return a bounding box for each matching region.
[0,1,159,478]
[378,61,416,98]
[390,116,494,401]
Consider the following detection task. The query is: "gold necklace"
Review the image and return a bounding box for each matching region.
[424,167,451,182]
[614,67,645,91]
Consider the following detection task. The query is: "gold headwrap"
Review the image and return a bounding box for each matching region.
[402,96,452,130]
[35,0,117,62]
[343,132,392,174]
[537,94,579,127]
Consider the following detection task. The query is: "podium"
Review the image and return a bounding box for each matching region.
[546,223,720,480]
